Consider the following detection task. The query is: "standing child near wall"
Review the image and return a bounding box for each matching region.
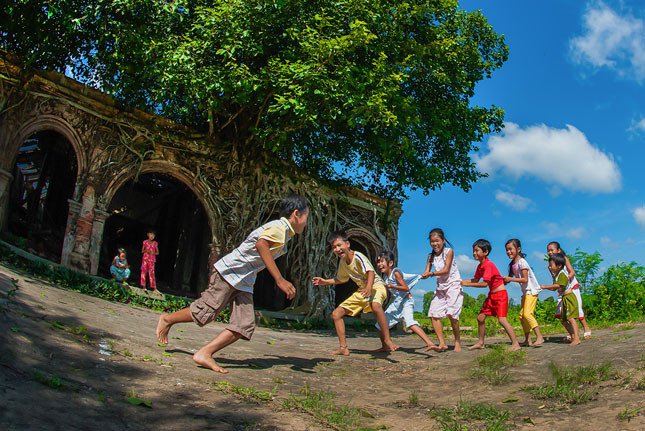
[375,250,438,352]
[547,242,592,339]
[503,239,544,347]
[461,239,521,351]
[541,252,580,346]
[155,194,309,374]
[313,231,398,356]
[141,229,159,293]
[422,228,463,352]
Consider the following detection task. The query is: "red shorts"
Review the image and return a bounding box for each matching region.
[480,290,509,317]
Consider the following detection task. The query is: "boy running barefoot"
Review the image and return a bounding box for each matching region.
[461,239,521,351]
[313,231,398,356]
[155,195,309,373]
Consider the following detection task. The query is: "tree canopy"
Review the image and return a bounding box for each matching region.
[1,0,508,199]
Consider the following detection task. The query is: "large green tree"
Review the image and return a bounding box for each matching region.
[1,0,508,198]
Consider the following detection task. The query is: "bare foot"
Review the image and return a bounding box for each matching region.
[370,346,389,353]
[468,343,485,350]
[569,339,581,346]
[192,350,229,374]
[331,346,350,356]
[509,343,522,352]
[533,338,545,347]
[156,314,172,344]
[453,343,461,352]
[385,342,399,352]
[424,344,441,352]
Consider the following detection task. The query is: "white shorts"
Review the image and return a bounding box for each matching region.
[376,296,419,329]
[428,286,463,320]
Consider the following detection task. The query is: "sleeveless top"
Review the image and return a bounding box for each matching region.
[430,247,461,291]
[383,268,420,301]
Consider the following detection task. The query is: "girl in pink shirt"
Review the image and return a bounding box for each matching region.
[141,230,159,293]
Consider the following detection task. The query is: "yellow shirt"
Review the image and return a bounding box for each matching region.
[336,251,385,290]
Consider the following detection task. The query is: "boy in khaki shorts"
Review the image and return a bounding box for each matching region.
[156,195,309,373]
[313,231,398,356]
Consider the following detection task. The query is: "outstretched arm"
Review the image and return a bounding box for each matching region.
[564,256,576,281]
[256,238,295,299]
[387,270,410,292]
[504,268,528,285]
[461,277,487,288]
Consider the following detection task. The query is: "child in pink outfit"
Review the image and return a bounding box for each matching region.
[141,230,159,292]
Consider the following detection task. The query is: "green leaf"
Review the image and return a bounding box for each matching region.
[127,396,152,408]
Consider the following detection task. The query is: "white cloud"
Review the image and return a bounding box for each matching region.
[634,206,645,228]
[476,122,621,193]
[455,254,478,277]
[570,1,645,82]
[629,117,645,133]
[495,190,534,211]
[566,227,587,240]
[531,251,547,262]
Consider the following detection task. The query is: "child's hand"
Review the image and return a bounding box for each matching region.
[503,276,512,284]
[312,277,326,286]
[421,271,432,279]
[386,283,395,289]
[359,287,372,298]
[277,279,296,300]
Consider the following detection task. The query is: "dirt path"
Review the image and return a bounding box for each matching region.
[1,263,643,430]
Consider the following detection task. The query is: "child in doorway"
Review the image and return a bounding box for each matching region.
[422,228,463,352]
[141,229,159,293]
[541,252,580,346]
[155,194,309,374]
[110,248,130,285]
[375,250,438,352]
[547,241,591,339]
[312,231,398,356]
[461,239,521,351]
[503,239,544,347]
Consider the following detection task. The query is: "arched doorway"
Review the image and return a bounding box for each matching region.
[6,130,78,260]
[99,173,210,296]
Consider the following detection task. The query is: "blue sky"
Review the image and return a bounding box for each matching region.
[398,0,645,308]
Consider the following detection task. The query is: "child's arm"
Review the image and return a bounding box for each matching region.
[256,238,296,299]
[461,277,487,288]
[430,248,454,278]
[358,270,375,298]
[386,270,410,292]
[155,242,159,256]
[564,256,576,281]
[540,283,560,291]
[503,268,528,285]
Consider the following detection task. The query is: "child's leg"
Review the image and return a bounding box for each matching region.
[566,318,580,346]
[449,316,461,352]
[431,318,448,351]
[140,262,148,288]
[156,307,193,344]
[193,329,241,374]
[468,313,487,350]
[497,317,521,351]
[408,324,437,351]
[371,302,398,351]
[519,295,531,344]
[580,317,591,336]
[524,294,544,345]
[331,306,351,355]
[149,263,157,290]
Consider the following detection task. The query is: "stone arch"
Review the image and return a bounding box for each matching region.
[102,160,216,233]
[5,115,87,176]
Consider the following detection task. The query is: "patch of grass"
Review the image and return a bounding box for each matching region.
[617,405,642,422]
[408,391,419,406]
[469,344,527,385]
[523,362,616,406]
[429,400,513,431]
[213,381,276,403]
[612,323,635,331]
[34,370,64,390]
[121,348,133,357]
[283,384,377,431]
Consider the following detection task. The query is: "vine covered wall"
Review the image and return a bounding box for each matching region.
[0,53,401,317]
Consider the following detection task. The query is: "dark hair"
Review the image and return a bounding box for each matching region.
[117,248,127,255]
[427,228,453,267]
[279,194,309,217]
[506,238,527,276]
[377,250,395,264]
[146,228,156,235]
[472,239,492,254]
[547,241,565,254]
[327,230,349,245]
[548,252,566,268]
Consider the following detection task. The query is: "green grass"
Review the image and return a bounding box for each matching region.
[469,345,527,386]
[213,381,276,403]
[283,384,379,431]
[34,370,65,390]
[523,362,616,406]
[429,401,514,431]
[617,405,642,422]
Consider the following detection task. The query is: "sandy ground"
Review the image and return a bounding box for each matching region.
[0,263,643,431]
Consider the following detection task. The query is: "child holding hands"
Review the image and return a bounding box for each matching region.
[541,252,580,346]
[461,239,521,351]
[313,231,398,356]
